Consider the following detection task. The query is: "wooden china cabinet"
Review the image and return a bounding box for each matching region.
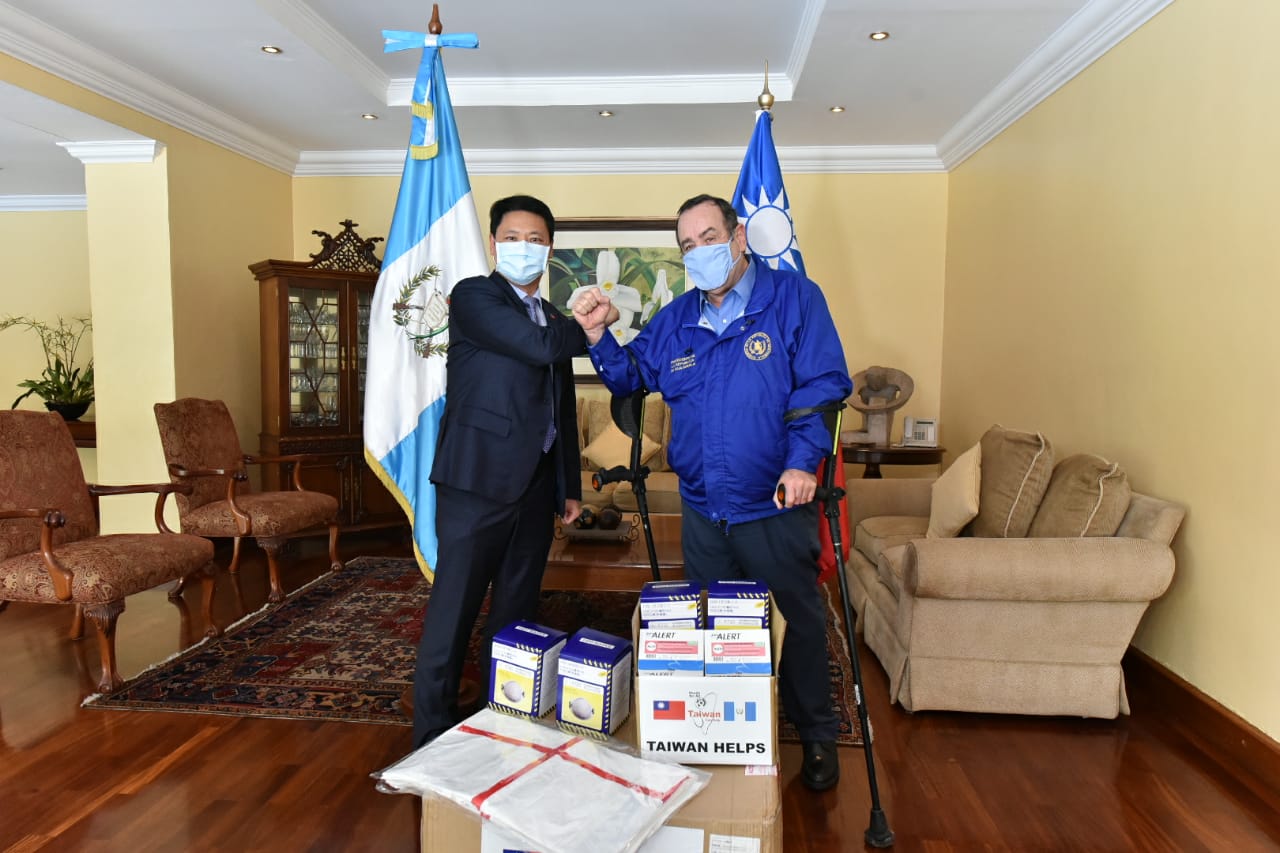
[250,220,405,531]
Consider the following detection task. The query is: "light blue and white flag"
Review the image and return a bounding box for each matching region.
[364,28,488,579]
[731,110,805,275]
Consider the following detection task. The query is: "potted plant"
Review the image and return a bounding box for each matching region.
[0,315,95,420]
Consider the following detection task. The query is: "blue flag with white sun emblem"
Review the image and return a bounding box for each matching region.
[731,109,804,275]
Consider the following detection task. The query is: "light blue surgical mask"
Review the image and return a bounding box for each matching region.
[495,241,550,286]
[683,241,741,291]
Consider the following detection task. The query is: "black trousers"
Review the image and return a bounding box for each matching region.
[681,502,838,742]
[411,453,556,747]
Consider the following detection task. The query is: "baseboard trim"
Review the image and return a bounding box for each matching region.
[1124,648,1280,810]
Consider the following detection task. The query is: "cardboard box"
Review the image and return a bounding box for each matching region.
[419,712,782,853]
[633,596,786,766]
[638,628,705,676]
[556,627,633,736]
[640,580,703,629]
[706,579,770,629]
[488,621,568,718]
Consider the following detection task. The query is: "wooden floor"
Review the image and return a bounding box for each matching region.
[2,533,1278,852]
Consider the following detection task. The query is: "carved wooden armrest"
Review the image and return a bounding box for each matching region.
[244,452,337,491]
[0,506,73,600]
[87,481,194,534]
[166,463,252,534]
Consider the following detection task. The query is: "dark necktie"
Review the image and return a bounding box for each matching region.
[524,296,558,453]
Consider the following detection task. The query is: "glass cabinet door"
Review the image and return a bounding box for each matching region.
[286,286,341,428]
[355,288,372,428]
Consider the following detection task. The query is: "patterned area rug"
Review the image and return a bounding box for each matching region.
[84,556,862,745]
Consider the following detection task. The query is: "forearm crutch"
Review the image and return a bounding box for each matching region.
[784,400,895,848]
[591,389,661,582]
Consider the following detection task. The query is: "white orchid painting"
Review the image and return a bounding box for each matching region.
[549,242,684,348]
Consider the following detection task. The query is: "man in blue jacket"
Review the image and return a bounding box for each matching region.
[572,194,852,791]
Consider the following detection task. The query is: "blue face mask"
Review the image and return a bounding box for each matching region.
[495,241,550,286]
[683,241,740,291]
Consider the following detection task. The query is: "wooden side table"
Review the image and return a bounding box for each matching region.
[841,444,945,479]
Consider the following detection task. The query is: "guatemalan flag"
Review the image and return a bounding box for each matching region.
[731,109,805,275]
[364,27,488,578]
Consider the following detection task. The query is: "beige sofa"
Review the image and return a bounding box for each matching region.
[574,384,681,515]
[845,425,1185,719]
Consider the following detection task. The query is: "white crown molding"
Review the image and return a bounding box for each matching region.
[253,0,388,102]
[57,139,164,164]
[937,0,1175,169]
[388,73,796,108]
[0,2,298,174]
[0,194,87,212]
[784,0,826,91]
[294,144,945,177]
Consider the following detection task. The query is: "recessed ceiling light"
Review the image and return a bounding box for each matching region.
[260,45,283,54]
[829,106,846,113]
[598,110,614,118]
[361,113,378,121]
[869,31,889,41]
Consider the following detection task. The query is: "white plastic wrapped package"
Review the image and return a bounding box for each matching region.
[373,709,709,853]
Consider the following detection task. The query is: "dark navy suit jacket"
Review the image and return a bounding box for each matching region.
[430,270,585,510]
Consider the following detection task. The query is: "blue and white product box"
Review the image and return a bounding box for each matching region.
[637,628,705,676]
[556,627,633,735]
[488,621,568,719]
[706,579,770,629]
[704,629,773,676]
[639,580,703,629]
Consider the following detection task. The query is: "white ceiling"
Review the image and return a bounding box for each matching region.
[0,0,1171,204]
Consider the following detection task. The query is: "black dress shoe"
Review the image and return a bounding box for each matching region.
[801,740,840,791]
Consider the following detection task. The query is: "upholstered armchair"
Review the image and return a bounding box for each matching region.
[0,410,220,692]
[153,398,340,603]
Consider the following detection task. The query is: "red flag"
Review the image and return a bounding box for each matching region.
[816,457,850,585]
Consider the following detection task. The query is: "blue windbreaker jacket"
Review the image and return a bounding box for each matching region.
[589,259,852,527]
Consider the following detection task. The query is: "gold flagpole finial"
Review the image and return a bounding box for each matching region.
[429,3,442,35]
[757,61,774,112]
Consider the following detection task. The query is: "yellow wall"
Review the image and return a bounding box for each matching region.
[293,171,950,442]
[943,0,1280,739]
[0,210,91,414]
[1,54,293,528]
[0,209,97,480]
[167,141,292,443]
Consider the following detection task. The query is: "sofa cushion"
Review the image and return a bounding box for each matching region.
[972,425,1054,538]
[928,442,982,538]
[1029,454,1132,538]
[854,515,929,566]
[582,420,660,471]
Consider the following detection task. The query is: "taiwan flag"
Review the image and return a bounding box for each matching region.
[652,700,685,721]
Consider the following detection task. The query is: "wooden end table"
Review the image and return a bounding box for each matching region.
[544,513,684,591]
[841,444,945,479]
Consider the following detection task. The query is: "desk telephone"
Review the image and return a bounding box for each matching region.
[900,416,938,448]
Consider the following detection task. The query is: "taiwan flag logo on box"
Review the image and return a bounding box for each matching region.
[652,700,685,721]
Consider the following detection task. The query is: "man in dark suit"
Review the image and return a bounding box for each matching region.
[412,195,586,747]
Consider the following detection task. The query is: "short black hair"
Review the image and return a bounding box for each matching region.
[675,194,738,235]
[489,194,556,239]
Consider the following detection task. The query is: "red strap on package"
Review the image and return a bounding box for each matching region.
[460,723,688,817]
[372,708,710,853]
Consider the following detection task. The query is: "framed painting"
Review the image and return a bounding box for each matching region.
[542,217,685,380]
